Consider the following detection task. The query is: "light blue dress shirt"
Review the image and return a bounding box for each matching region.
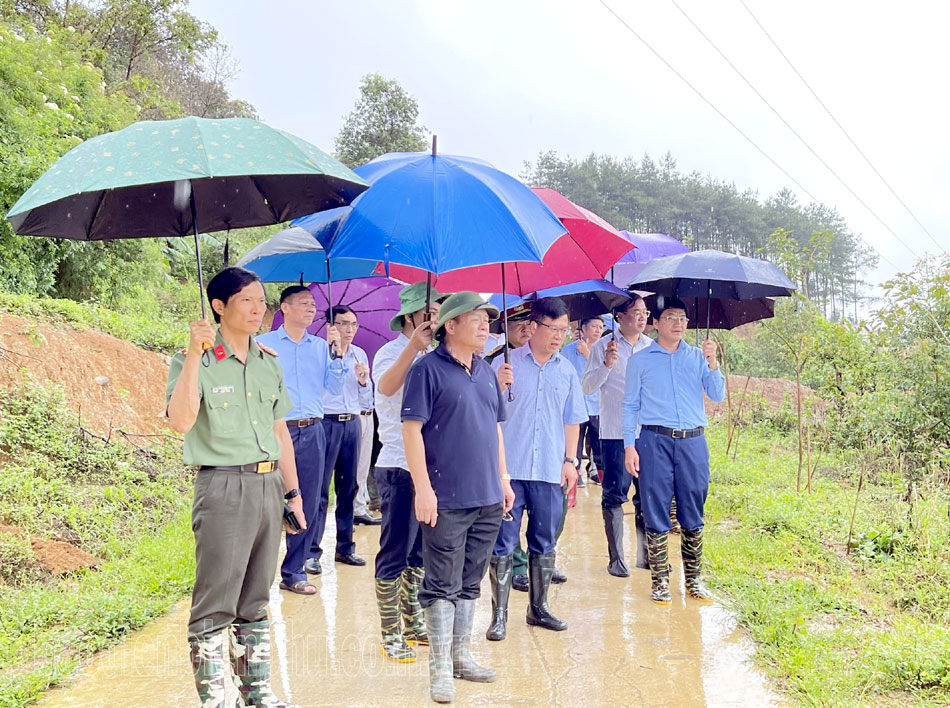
[255,326,344,420]
[493,345,589,484]
[562,340,600,416]
[323,343,374,415]
[622,340,726,447]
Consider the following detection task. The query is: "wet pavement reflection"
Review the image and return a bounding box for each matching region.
[38,485,781,707]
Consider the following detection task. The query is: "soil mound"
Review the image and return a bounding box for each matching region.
[706,375,815,418]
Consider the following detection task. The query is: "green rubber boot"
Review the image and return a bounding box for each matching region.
[400,565,429,645]
[425,599,456,703]
[646,532,672,605]
[188,633,230,708]
[229,620,300,708]
[681,528,714,602]
[376,577,416,662]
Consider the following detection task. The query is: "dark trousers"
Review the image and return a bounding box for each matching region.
[512,490,567,575]
[578,415,603,471]
[601,438,641,510]
[310,417,360,559]
[636,429,709,534]
[189,468,283,640]
[280,423,326,585]
[419,504,503,607]
[494,480,562,557]
[374,466,424,580]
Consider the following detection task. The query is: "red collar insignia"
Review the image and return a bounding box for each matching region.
[213,344,226,361]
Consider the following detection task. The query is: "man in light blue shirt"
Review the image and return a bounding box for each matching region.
[622,296,725,606]
[256,285,344,594]
[562,316,605,487]
[486,297,587,642]
[309,305,375,570]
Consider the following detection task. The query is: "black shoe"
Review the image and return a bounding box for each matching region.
[303,558,322,575]
[511,574,529,592]
[334,552,366,566]
[354,513,382,526]
[551,567,567,584]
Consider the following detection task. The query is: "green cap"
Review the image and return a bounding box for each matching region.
[389,281,444,331]
[435,291,499,340]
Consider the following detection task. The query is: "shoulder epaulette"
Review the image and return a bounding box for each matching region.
[258,343,278,357]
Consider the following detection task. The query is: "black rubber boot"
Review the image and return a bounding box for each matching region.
[485,554,512,641]
[634,508,649,570]
[602,506,630,577]
[525,552,567,631]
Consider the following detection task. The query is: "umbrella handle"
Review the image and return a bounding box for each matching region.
[501,264,514,402]
[327,260,339,359]
[187,182,212,366]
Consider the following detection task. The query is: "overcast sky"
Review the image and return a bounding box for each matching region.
[188,0,948,287]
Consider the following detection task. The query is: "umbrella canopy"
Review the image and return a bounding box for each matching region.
[236,221,379,283]
[270,278,403,365]
[313,151,567,274]
[609,232,690,286]
[644,294,775,330]
[377,188,630,294]
[489,279,630,324]
[7,117,368,240]
[626,249,796,299]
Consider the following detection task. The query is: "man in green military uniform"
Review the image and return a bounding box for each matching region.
[166,267,303,708]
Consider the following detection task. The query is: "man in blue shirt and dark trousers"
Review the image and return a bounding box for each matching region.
[622,296,725,605]
[402,291,515,704]
[486,297,587,642]
[256,286,344,595]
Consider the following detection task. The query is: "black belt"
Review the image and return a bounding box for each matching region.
[199,461,277,474]
[360,409,373,416]
[642,425,704,439]
[325,413,356,422]
[287,417,321,427]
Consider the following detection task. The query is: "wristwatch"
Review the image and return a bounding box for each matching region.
[283,488,301,500]
[563,456,579,466]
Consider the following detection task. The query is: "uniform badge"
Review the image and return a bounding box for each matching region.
[213,344,226,361]
[211,386,234,394]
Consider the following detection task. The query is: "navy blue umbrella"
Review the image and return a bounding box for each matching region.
[643,294,775,331]
[628,249,795,337]
[489,279,630,325]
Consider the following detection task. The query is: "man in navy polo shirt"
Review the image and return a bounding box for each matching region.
[622,297,725,606]
[485,297,587,643]
[402,291,515,704]
[256,285,344,595]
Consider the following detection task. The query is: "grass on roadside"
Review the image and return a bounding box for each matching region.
[705,423,950,708]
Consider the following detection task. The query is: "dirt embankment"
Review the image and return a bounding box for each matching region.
[0,313,171,437]
[705,375,816,418]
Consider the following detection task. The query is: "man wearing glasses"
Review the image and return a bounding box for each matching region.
[622,297,725,605]
[581,296,654,577]
[485,297,587,642]
[309,305,373,570]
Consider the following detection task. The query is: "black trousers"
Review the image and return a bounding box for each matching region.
[310,417,360,560]
[374,466,424,580]
[577,415,604,471]
[419,504,503,607]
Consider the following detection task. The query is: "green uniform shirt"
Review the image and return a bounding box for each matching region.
[166,331,293,466]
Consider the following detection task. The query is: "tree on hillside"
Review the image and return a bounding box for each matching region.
[334,73,428,168]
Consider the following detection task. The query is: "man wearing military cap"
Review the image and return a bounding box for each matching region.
[371,282,444,662]
[485,303,532,364]
[166,267,302,708]
[402,291,515,703]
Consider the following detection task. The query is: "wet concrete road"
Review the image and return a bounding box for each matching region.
[38,484,781,708]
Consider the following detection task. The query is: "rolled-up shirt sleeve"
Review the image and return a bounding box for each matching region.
[702,361,726,402]
[622,354,643,448]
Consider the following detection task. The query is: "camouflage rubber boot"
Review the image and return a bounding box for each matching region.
[452,599,497,682]
[670,496,682,534]
[425,599,456,703]
[229,620,300,708]
[376,577,416,662]
[681,528,714,602]
[400,565,429,645]
[189,633,230,708]
[646,532,672,605]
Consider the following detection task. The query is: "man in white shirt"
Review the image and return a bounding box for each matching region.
[371,283,443,662]
[581,297,653,577]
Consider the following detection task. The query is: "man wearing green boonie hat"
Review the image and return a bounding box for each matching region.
[402,291,516,703]
[371,281,445,663]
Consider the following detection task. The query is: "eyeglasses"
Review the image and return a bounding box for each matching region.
[630,309,651,319]
[334,321,360,330]
[536,322,569,336]
[659,315,689,324]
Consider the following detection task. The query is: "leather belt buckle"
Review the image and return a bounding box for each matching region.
[256,460,275,474]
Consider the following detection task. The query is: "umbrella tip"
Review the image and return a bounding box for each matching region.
[431,135,437,156]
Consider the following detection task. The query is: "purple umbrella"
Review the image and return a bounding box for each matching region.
[271,277,403,365]
[609,232,690,286]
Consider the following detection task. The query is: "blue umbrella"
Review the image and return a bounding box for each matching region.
[627,249,796,337]
[489,279,630,324]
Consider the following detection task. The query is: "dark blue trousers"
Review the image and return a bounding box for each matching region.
[635,428,709,533]
[280,423,327,585]
[601,438,641,510]
[493,480,563,557]
[310,417,360,559]
[374,466,423,580]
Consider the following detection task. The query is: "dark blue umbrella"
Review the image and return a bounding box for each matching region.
[489,279,630,323]
[628,249,795,337]
[643,294,775,330]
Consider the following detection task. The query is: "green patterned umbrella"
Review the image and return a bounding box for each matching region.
[6,116,369,317]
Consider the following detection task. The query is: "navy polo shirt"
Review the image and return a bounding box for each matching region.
[401,343,507,510]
